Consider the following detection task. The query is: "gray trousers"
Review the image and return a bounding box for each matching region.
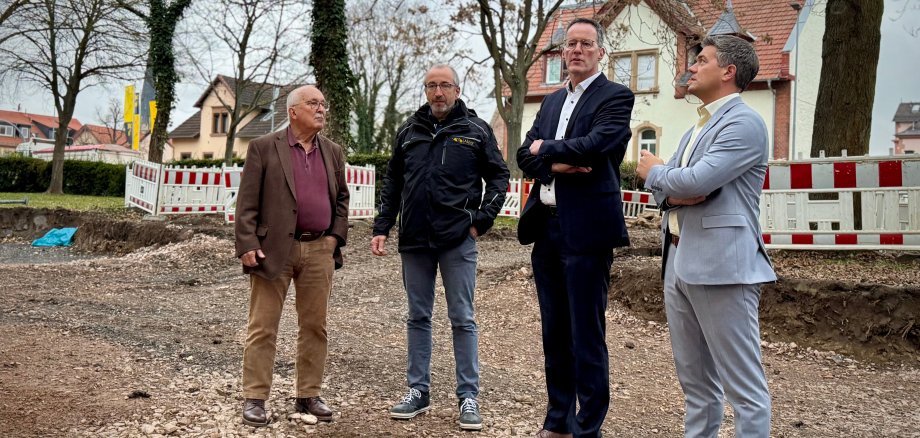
[664,243,771,438]
[400,235,479,399]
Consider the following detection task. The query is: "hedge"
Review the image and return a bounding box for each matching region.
[168,158,245,168]
[619,160,643,192]
[0,155,126,197]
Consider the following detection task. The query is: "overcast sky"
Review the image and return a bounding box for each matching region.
[2,0,918,156]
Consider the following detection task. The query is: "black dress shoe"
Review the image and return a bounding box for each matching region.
[242,398,269,427]
[295,397,334,421]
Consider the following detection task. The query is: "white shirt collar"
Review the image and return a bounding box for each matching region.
[698,92,740,119]
[567,71,603,94]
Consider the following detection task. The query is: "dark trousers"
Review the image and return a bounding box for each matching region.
[531,216,613,437]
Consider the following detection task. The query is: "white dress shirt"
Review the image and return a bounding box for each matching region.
[539,71,603,206]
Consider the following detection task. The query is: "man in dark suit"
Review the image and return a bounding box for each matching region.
[516,18,635,438]
[234,85,349,427]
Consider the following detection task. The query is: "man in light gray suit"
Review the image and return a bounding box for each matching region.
[637,35,776,438]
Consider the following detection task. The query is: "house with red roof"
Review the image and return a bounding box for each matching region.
[74,124,129,147]
[169,75,302,161]
[0,109,82,155]
[496,0,823,162]
[893,102,920,155]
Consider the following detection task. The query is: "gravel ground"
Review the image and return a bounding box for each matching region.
[1,221,919,437]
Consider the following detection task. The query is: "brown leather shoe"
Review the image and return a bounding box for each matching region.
[295,397,334,421]
[536,429,573,438]
[242,398,269,427]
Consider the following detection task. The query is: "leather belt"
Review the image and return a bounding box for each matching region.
[296,230,325,241]
[670,234,680,247]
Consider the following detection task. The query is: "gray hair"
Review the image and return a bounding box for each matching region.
[426,64,461,86]
[285,86,304,110]
[702,35,760,91]
[566,18,605,50]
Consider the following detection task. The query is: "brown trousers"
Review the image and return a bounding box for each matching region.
[242,237,335,400]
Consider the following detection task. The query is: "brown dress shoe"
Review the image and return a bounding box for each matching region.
[295,397,334,421]
[242,398,269,427]
[536,429,573,438]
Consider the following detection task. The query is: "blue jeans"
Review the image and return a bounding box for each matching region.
[400,235,479,399]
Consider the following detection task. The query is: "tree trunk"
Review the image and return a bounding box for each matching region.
[145,0,191,163]
[224,113,240,165]
[311,0,355,150]
[48,102,77,194]
[810,0,883,157]
[375,60,405,153]
[503,84,527,178]
[148,106,169,163]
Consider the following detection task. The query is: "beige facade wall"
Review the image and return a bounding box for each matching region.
[787,1,826,159]
[171,84,259,160]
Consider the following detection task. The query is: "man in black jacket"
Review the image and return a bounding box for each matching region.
[371,64,509,431]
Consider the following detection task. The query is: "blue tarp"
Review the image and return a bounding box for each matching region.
[31,227,78,247]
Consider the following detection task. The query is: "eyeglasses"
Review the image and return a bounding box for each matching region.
[300,100,330,110]
[565,39,597,50]
[424,82,457,91]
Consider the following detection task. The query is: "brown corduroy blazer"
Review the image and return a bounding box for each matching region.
[234,130,349,279]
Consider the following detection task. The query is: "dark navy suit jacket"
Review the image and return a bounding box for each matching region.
[517,73,635,253]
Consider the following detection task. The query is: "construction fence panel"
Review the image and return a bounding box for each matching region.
[347,165,376,219]
[761,155,920,250]
[124,159,162,215]
[157,166,225,214]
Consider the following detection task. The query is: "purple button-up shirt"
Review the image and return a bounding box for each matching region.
[287,127,331,234]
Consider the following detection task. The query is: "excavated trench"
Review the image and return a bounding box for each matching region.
[3,207,919,364]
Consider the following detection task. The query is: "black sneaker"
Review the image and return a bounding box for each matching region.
[390,388,430,419]
[458,397,482,430]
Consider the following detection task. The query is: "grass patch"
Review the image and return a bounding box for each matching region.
[493,216,519,230]
[0,192,124,212]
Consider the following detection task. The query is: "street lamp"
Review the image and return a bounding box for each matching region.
[790,1,802,160]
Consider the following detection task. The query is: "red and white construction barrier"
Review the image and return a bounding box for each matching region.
[499,179,522,217]
[761,155,920,250]
[495,179,656,219]
[346,165,376,219]
[222,167,243,224]
[158,166,225,214]
[125,160,376,223]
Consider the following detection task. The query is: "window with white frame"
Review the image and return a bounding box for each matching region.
[0,125,14,137]
[545,55,564,84]
[639,129,657,155]
[19,126,30,138]
[611,50,658,93]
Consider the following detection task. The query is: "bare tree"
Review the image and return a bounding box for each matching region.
[0,0,28,26]
[181,0,309,165]
[454,0,566,177]
[0,0,144,194]
[95,97,124,145]
[349,0,472,153]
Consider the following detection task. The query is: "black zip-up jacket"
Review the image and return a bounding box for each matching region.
[373,100,510,252]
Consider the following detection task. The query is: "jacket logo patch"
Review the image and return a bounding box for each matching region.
[451,137,476,146]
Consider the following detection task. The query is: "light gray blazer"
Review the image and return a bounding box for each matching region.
[645,96,776,285]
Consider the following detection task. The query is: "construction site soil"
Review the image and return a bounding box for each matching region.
[1,207,918,437]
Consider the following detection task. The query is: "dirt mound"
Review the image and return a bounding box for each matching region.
[611,256,920,364]
[75,219,194,254]
[0,207,231,254]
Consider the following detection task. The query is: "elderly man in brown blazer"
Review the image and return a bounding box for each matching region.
[234,85,349,427]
